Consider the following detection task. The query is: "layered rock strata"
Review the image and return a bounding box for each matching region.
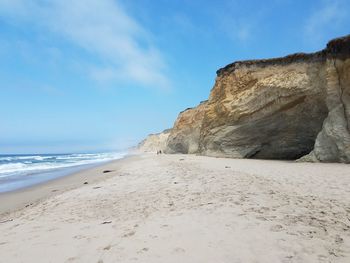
[199,54,328,160]
[144,35,350,163]
[137,129,171,153]
[165,101,208,154]
[301,37,350,162]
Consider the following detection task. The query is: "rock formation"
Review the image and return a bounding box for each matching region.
[199,53,329,160]
[165,101,208,154]
[142,35,350,163]
[138,129,171,153]
[300,36,350,163]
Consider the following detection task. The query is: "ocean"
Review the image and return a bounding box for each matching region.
[0,152,126,193]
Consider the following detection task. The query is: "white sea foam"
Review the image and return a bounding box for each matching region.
[0,152,126,179]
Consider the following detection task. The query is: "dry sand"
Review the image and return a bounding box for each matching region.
[0,153,350,263]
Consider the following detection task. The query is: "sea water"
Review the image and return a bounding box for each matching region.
[0,152,126,193]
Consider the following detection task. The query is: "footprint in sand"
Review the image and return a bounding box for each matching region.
[123,230,136,238]
[73,235,86,240]
[270,224,284,232]
[103,244,112,250]
[335,235,344,244]
[137,247,149,254]
[173,247,186,253]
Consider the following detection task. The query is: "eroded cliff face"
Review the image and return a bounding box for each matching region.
[145,35,350,163]
[165,101,207,154]
[301,37,350,163]
[199,35,350,162]
[199,56,329,160]
[138,129,171,153]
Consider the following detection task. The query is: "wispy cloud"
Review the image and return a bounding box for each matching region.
[0,0,170,90]
[303,0,349,46]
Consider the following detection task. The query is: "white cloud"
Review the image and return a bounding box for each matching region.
[0,0,170,90]
[304,0,349,45]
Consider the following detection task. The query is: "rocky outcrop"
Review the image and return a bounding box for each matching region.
[138,129,171,153]
[300,37,350,163]
[199,54,328,160]
[165,35,350,163]
[165,101,208,154]
[138,35,350,162]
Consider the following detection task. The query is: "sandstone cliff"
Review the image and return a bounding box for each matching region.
[138,129,171,153]
[142,35,350,163]
[165,101,208,154]
[300,36,350,163]
[199,53,328,160]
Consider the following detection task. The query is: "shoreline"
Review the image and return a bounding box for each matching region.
[0,154,138,216]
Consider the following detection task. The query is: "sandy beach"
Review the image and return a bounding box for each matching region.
[0,155,133,215]
[0,153,350,263]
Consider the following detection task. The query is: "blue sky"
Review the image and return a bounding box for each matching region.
[0,0,349,154]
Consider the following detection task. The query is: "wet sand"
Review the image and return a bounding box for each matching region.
[0,155,136,215]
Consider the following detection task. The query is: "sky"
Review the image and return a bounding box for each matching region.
[0,0,349,154]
